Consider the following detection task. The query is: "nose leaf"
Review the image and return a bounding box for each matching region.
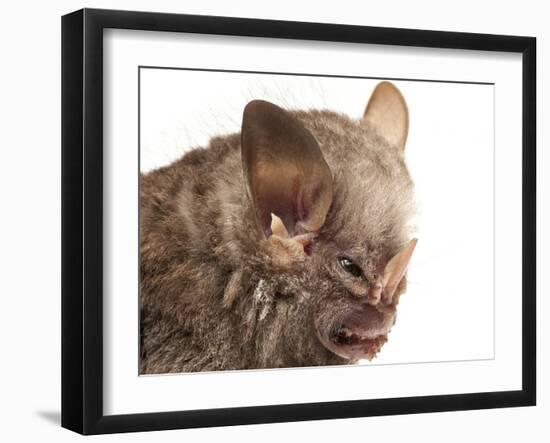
[367,281,383,305]
[382,238,417,305]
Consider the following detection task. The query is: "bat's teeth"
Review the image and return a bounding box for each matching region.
[331,325,385,347]
[331,325,355,345]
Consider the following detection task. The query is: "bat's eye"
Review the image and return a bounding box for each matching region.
[337,256,363,278]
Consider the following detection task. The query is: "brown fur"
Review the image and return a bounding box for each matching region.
[140,89,415,374]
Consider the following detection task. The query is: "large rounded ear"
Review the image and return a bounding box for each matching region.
[241,100,333,239]
[363,81,409,151]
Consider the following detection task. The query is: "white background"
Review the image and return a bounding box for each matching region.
[0,0,546,441]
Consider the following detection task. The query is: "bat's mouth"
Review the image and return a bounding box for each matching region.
[331,325,387,349]
[328,325,388,360]
[316,303,395,361]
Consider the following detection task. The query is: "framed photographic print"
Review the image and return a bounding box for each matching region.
[61,8,536,435]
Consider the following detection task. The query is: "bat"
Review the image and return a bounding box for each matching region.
[140,81,416,373]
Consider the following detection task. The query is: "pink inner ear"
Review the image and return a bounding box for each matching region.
[270,213,289,238]
[269,213,315,256]
[241,100,333,240]
[382,239,417,303]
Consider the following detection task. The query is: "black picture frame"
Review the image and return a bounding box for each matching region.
[61,8,536,435]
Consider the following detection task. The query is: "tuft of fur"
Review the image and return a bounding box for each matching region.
[140,108,415,374]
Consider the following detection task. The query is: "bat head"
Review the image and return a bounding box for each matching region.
[240,81,416,365]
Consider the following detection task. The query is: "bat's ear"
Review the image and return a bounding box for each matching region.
[363,81,409,151]
[382,239,417,304]
[241,100,333,244]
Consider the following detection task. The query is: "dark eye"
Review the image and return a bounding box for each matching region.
[337,256,363,278]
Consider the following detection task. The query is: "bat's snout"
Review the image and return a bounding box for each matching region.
[317,303,396,361]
